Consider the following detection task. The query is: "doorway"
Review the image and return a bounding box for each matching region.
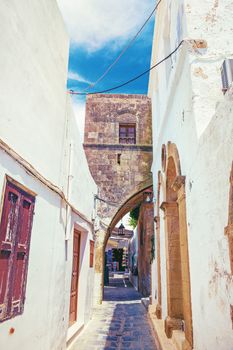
[69,229,81,326]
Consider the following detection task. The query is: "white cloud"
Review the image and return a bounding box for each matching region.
[57,0,154,52]
[68,71,93,85]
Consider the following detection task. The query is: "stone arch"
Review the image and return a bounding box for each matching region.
[93,182,153,306]
[166,141,182,176]
[161,142,193,350]
[108,182,152,234]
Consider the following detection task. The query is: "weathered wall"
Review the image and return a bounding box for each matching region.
[0,0,67,187]
[0,150,95,350]
[149,0,233,348]
[0,1,97,349]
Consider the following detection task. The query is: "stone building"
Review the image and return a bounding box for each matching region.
[84,94,153,304]
[137,195,154,297]
[148,0,233,349]
[0,1,97,349]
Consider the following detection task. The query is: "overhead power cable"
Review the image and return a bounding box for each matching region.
[80,0,163,93]
[69,40,184,96]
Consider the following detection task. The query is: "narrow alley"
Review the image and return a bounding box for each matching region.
[1,1,233,350]
[70,274,157,350]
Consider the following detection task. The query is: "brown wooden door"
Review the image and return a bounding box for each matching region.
[69,229,81,326]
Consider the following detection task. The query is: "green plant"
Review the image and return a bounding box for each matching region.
[150,234,155,263]
[128,205,140,228]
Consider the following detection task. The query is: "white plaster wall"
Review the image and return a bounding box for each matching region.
[66,98,97,220]
[0,150,67,350]
[0,151,95,349]
[149,0,233,348]
[186,91,233,349]
[0,0,97,348]
[0,0,68,186]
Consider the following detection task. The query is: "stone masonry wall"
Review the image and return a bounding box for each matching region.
[137,202,154,297]
[84,94,153,222]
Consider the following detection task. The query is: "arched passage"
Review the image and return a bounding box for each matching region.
[160,142,193,349]
[93,183,153,305]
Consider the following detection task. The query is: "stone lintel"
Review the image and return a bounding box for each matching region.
[83,143,152,152]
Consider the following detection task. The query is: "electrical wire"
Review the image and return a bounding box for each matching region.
[94,195,118,207]
[69,40,184,96]
[80,0,163,93]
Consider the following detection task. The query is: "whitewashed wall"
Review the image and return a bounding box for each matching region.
[0,0,68,187]
[0,1,97,349]
[0,153,95,350]
[149,0,233,349]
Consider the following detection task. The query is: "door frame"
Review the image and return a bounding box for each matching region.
[69,229,81,326]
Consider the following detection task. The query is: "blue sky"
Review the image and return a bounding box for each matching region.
[68,25,154,94]
[57,0,155,137]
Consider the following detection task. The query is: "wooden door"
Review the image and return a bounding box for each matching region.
[69,229,81,326]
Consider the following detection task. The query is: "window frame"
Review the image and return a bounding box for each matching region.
[119,123,136,145]
[0,177,36,323]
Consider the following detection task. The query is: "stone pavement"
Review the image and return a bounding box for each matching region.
[70,273,157,350]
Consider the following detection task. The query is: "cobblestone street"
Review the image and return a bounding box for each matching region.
[70,274,157,350]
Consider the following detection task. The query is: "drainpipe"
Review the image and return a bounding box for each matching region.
[65,140,74,241]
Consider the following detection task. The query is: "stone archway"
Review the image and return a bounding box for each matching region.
[93,183,153,305]
[83,93,153,307]
[161,142,193,350]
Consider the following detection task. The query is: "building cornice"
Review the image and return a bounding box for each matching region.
[83,143,153,152]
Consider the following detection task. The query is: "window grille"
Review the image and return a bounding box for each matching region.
[119,124,136,144]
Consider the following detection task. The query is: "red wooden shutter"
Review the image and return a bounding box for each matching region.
[11,192,35,317]
[0,183,20,321]
[0,180,35,322]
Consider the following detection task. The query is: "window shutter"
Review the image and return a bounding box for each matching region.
[0,180,35,322]
[0,183,20,321]
[11,193,35,317]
